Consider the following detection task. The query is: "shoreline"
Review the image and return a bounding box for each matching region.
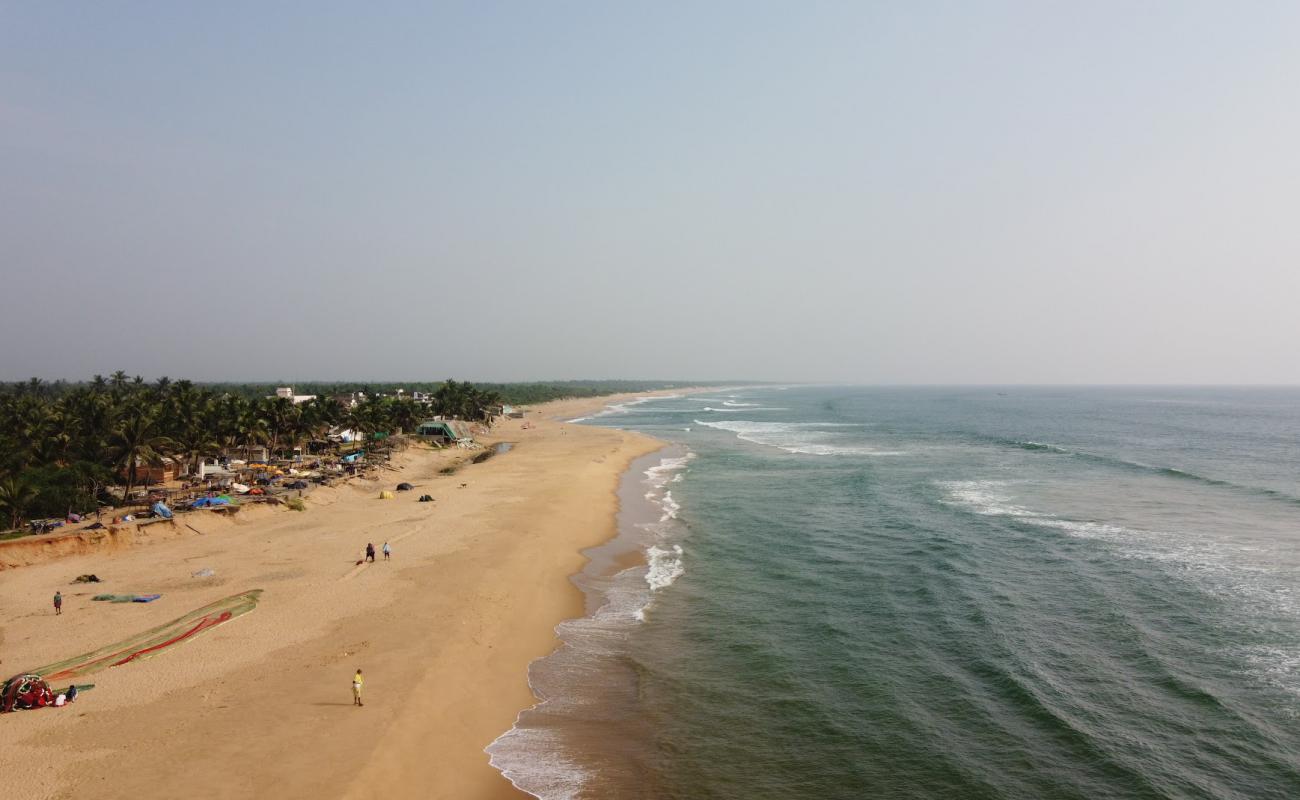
[0,391,683,799]
[486,444,691,798]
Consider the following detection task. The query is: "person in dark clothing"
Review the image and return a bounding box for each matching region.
[365,543,376,563]
[54,591,63,615]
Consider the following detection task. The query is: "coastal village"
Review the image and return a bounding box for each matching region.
[0,379,523,716]
[0,377,521,544]
[0,376,674,798]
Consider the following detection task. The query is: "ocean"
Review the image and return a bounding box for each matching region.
[489,386,1300,799]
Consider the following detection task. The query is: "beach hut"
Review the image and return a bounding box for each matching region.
[416,420,475,445]
[120,457,182,485]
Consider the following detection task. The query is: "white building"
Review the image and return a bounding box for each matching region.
[270,386,317,404]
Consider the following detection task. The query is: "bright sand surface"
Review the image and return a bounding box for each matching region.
[0,393,670,799]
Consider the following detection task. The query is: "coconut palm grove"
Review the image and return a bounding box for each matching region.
[0,374,691,531]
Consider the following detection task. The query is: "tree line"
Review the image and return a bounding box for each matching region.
[15,378,699,405]
[0,373,506,529]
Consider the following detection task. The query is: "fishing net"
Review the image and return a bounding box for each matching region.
[32,590,263,683]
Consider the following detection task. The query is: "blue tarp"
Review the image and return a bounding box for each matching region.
[192,496,231,508]
[341,451,365,464]
[152,502,173,519]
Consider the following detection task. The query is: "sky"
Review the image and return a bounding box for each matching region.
[2,1,1299,384]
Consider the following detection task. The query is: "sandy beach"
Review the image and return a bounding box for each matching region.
[0,393,669,799]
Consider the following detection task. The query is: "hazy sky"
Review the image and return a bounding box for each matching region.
[3,2,1299,383]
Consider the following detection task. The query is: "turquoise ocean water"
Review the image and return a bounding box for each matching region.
[490,387,1300,799]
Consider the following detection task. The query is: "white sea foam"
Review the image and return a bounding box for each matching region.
[487,727,591,800]
[694,419,905,456]
[702,406,787,412]
[644,453,695,487]
[940,479,1300,696]
[660,490,681,521]
[941,481,1037,517]
[587,393,689,420]
[487,449,694,798]
[723,400,760,407]
[646,544,685,592]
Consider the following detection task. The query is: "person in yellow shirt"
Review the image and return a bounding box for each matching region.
[353,669,364,707]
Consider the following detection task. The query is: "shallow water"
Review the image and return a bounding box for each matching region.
[494,387,1300,799]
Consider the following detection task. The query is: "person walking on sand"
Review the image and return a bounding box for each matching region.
[353,669,364,706]
[365,542,375,563]
[53,591,62,616]
[382,542,391,561]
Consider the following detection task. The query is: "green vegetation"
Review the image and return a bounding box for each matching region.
[139,379,700,406]
[0,375,715,530]
[0,374,511,527]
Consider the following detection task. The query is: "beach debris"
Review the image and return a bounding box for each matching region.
[72,574,102,584]
[192,568,215,578]
[418,494,434,502]
[378,490,395,500]
[191,495,233,508]
[286,498,306,511]
[92,593,162,603]
[396,482,413,491]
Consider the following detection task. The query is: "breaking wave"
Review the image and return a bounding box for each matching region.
[987,438,1300,506]
[487,450,694,798]
[939,479,1300,696]
[645,545,686,593]
[695,419,904,456]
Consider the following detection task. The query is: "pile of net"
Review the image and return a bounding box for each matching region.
[0,674,52,713]
[33,590,263,683]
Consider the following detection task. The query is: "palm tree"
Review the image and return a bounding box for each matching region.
[262,397,296,459]
[343,406,369,446]
[171,426,221,480]
[391,399,421,434]
[0,477,39,530]
[108,414,171,505]
[237,413,270,462]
